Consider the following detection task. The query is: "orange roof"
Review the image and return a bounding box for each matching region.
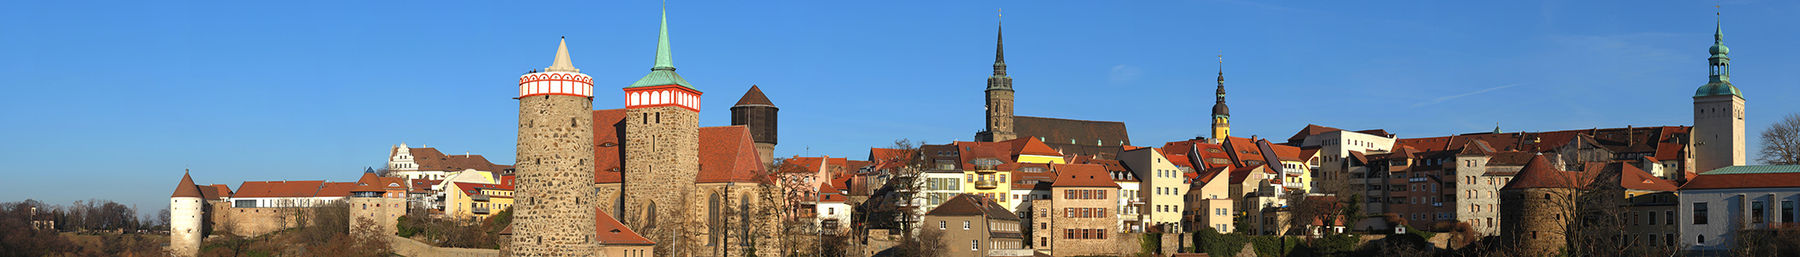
[234,180,328,198]
[1010,137,1062,156]
[595,207,655,245]
[1584,162,1678,192]
[172,172,203,198]
[593,109,627,183]
[591,109,768,184]
[1050,164,1119,188]
[697,126,766,183]
[1500,155,1589,190]
[1287,124,1344,144]
[202,184,232,200]
[453,182,514,197]
[316,182,358,197]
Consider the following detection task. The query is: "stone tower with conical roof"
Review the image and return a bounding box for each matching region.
[1211,56,1230,144]
[732,85,777,165]
[512,37,599,256]
[1498,154,1583,256]
[169,170,204,257]
[621,7,703,253]
[1694,15,1745,173]
[977,15,1016,142]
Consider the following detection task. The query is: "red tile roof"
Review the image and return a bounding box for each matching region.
[202,184,232,200]
[394,146,513,172]
[593,109,627,184]
[1050,164,1119,188]
[595,207,655,245]
[172,172,203,198]
[453,182,514,198]
[234,180,329,198]
[591,109,768,184]
[1681,167,1800,190]
[1500,155,1589,190]
[697,126,766,183]
[316,182,358,197]
[1584,162,1678,192]
[733,85,775,106]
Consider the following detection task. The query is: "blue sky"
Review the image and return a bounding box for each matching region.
[3,1,1796,215]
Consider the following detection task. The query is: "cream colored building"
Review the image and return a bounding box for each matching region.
[1119,148,1186,231]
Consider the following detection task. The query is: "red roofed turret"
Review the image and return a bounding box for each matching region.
[171,170,202,198]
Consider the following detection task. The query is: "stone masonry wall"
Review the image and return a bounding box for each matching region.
[349,197,406,236]
[623,105,700,255]
[1500,188,1574,256]
[512,94,597,256]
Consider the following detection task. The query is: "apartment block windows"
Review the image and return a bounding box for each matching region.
[1694,203,1708,225]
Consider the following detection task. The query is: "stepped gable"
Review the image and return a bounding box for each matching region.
[1500,155,1589,190]
[1050,164,1119,188]
[172,172,203,198]
[595,207,655,245]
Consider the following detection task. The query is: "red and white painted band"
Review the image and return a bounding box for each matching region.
[518,72,594,97]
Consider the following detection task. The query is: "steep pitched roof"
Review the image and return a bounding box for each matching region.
[1585,162,1678,192]
[593,109,627,184]
[595,207,655,245]
[1013,116,1130,157]
[697,126,766,183]
[1050,164,1119,188]
[1457,139,1497,156]
[172,172,203,198]
[591,110,767,184]
[1500,155,1588,190]
[733,85,774,106]
[924,194,1019,221]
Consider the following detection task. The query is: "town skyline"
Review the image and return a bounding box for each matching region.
[4,0,1799,217]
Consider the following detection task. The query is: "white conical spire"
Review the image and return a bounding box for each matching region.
[546,37,579,73]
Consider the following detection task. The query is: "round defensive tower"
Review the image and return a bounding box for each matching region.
[511,38,598,256]
[169,171,204,257]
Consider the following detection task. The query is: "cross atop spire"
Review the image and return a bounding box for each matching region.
[545,37,579,73]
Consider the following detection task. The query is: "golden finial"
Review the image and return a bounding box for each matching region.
[998,8,1002,18]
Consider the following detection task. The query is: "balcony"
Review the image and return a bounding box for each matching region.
[974,180,999,189]
[471,194,490,201]
[472,206,490,214]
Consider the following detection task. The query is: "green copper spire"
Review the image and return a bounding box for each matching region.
[1695,13,1740,98]
[628,5,695,90]
[654,7,674,69]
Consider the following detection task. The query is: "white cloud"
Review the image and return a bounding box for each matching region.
[1109,64,1143,85]
[1413,84,1518,107]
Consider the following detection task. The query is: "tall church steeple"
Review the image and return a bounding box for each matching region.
[978,10,1016,142]
[620,5,703,252]
[1211,55,1230,144]
[1693,11,1746,174]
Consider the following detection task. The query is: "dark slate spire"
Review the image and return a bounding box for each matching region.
[1212,55,1229,116]
[993,11,1007,76]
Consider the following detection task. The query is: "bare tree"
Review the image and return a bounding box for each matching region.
[1761,113,1800,165]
